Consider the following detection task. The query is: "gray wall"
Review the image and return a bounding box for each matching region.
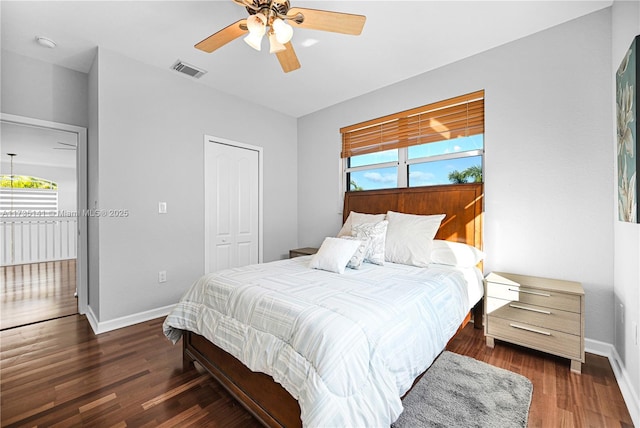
[612,0,640,416]
[1,50,88,128]
[90,48,298,322]
[298,10,614,345]
[88,50,101,318]
[2,47,298,326]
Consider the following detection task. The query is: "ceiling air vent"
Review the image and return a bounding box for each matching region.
[171,60,207,79]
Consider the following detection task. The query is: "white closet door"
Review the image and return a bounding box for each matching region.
[205,141,260,271]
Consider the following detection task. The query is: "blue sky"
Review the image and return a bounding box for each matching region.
[349,135,483,190]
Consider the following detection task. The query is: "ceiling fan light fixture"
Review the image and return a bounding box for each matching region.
[194,1,366,73]
[246,12,267,36]
[272,18,293,44]
[268,32,286,53]
[244,32,263,51]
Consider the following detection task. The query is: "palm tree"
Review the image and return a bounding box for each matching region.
[448,170,468,184]
[448,165,483,184]
[465,165,483,182]
[350,179,364,191]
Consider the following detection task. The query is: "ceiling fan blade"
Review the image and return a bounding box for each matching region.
[287,8,366,35]
[276,42,301,73]
[195,19,248,53]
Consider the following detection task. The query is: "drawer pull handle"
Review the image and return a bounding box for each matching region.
[508,288,551,297]
[509,304,551,315]
[509,323,552,336]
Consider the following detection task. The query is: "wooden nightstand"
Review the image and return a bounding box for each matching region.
[289,247,318,258]
[484,272,585,373]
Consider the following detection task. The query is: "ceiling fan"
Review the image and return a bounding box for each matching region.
[195,0,366,73]
[53,142,76,150]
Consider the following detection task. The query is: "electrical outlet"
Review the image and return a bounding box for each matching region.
[158,202,167,214]
[158,270,167,283]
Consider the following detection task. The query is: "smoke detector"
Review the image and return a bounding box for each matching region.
[35,36,57,48]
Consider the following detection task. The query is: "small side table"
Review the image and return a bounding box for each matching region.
[484,271,585,373]
[289,247,318,258]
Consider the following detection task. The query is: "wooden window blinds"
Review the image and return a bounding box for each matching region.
[340,90,484,158]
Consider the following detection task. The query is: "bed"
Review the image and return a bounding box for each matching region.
[163,183,484,427]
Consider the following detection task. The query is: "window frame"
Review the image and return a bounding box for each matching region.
[341,90,485,192]
[344,144,484,191]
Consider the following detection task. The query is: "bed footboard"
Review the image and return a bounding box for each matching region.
[182,305,479,428]
[182,331,302,428]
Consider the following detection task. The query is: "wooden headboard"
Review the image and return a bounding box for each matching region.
[343,183,483,250]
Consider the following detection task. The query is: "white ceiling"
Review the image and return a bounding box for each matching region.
[1,121,78,169]
[1,1,612,118]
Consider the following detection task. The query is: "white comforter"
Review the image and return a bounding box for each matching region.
[163,257,477,427]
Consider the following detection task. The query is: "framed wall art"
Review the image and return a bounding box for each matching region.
[616,35,639,223]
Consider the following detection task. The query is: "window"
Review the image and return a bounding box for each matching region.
[341,91,484,191]
[0,175,58,215]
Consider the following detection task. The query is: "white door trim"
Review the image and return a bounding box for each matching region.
[203,135,263,273]
[1,113,89,315]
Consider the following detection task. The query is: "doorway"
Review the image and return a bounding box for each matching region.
[204,136,263,272]
[0,114,87,329]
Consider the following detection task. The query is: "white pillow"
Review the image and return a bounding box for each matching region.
[309,237,362,274]
[337,211,386,237]
[340,236,371,269]
[352,220,389,265]
[430,240,485,267]
[384,211,445,267]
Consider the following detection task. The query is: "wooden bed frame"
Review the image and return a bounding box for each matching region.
[182,183,484,428]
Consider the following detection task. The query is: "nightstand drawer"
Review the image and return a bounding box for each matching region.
[486,297,581,335]
[487,316,581,360]
[486,281,581,313]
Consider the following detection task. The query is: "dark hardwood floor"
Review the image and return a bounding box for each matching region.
[0,316,634,427]
[0,315,261,428]
[447,324,634,427]
[0,260,77,330]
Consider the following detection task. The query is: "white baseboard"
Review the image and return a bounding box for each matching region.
[84,304,176,335]
[85,305,99,333]
[585,338,639,427]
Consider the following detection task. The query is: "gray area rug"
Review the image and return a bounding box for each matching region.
[393,351,533,428]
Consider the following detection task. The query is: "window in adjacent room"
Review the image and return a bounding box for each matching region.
[341,90,484,191]
[0,175,59,215]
